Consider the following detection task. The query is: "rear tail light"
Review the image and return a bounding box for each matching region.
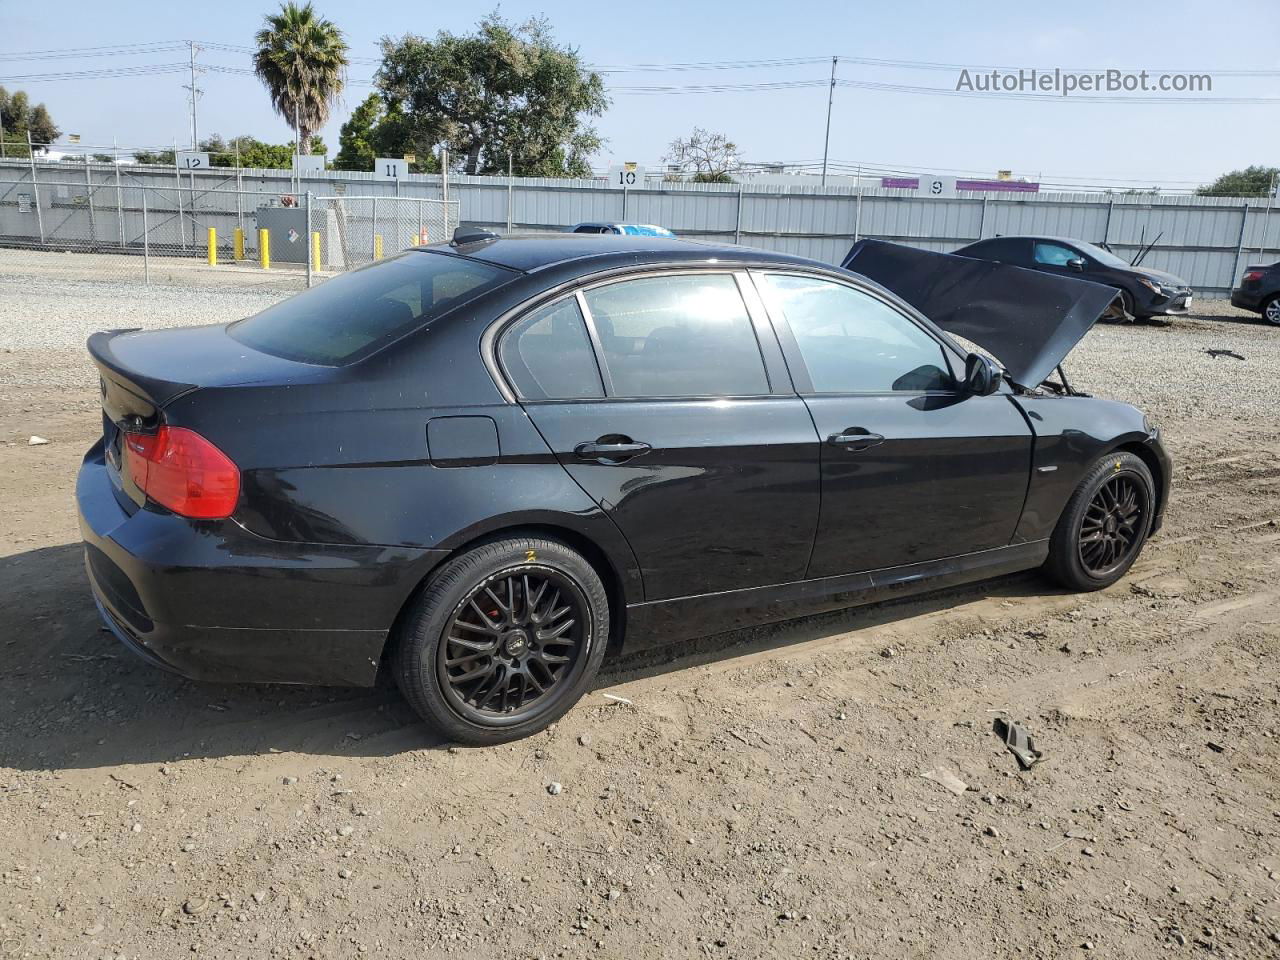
[124,426,240,519]
[1243,270,1264,283]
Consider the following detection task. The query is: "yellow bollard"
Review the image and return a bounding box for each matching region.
[374,234,384,260]
[311,232,321,272]
[258,228,270,270]
[233,227,244,261]
[207,227,217,266]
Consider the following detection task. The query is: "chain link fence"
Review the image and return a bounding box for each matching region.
[0,171,459,294]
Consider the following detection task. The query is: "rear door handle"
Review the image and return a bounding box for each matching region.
[574,439,652,462]
[828,430,885,452]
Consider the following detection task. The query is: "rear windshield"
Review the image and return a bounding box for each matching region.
[229,251,515,364]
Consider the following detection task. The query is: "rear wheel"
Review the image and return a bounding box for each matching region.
[1263,294,1280,326]
[393,536,609,744]
[1044,452,1154,592]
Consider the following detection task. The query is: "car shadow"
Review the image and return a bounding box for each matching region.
[0,542,1063,772]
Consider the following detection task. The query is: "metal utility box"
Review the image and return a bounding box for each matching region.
[254,206,340,267]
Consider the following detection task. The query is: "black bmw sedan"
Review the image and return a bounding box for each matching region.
[954,235,1194,320]
[79,232,1170,744]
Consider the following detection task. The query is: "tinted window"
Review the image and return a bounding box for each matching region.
[500,298,604,400]
[230,252,512,364]
[961,237,1026,263]
[1033,242,1079,266]
[583,274,769,398]
[759,275,955,393]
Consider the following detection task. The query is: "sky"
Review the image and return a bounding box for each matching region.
[2,0,1278,191]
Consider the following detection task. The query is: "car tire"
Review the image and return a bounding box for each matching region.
[1263,294,1280,326]
[1120,289,1141,322]
[1043,452,1155,592]
[393,535,610,745]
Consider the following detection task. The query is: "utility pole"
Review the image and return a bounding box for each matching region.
[821,56,838,187]
[184,41,202,149]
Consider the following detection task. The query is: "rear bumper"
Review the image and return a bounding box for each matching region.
[77,441,448,686]
[1230,288,1264,312]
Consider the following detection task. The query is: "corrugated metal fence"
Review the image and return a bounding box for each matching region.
[3,159,1278,296]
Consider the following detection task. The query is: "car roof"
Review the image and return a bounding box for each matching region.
[970,235,1088,247]
[420,234,823,274]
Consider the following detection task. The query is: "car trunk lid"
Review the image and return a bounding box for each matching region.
[88,323,319,510]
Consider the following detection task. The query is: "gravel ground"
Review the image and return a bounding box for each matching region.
[2,269,1280,959]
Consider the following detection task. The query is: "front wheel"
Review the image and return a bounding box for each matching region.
[1043,452,1155,592]
[393,536,610,744]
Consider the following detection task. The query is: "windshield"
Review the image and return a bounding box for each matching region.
[1073,240,1132,270]
[229,252,515,365]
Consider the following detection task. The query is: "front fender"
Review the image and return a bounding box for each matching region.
[1011,395,1165,542]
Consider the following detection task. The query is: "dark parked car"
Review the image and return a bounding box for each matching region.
[1230,261,1280,325]
[79,232,1170,744]
[568,222,676,237]
[954,235,1194,320]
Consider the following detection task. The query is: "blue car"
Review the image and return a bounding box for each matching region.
[568,222,676,237]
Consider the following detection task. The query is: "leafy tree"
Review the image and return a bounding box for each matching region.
[133,149,176,165]
[666,128,739,182]
[91,153,117,163]
[376,14,607,177]
[333,93,381,171]
[0,86,60,146]
[1196,165,1280,198]
[253,2,349,155]
[332,93,435,172]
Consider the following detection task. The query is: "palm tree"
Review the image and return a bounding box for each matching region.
[252,2,348,155]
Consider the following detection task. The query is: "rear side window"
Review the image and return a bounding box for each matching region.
[229,252,513,364]
[961,237,1027,264]
[500,298,604,400]
[582,274,769,398]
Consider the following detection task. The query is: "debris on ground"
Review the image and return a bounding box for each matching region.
[992,717,1044,770]
[1205,348,1245,360]
[920,763,968,795]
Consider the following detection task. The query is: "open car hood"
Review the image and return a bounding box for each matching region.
[841,239,1120,389]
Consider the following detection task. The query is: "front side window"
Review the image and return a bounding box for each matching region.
[1033,242,1079,267]
[230,252,513,365]
[500,298,604,400]
[583,274,769,398]
[758,274,955,393]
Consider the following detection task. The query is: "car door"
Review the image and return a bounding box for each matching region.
[752,271,1033,579]
[1030,240,1091,280]
[497,270,820,601]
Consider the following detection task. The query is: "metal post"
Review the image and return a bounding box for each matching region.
[85,160,96,245]
[305,191,313,288]
[142,189,150,285]
[236,142,243,233]
[114,142,125,249]
[1,118,6,159]
[821,56,838,187]
[1231,202,1251,292]
[506,151,514,234]
[371,196,378,259]
[1260,171,1276,258]
[27,130,45,243]
[621,183,628,222]
[1103,198,1114,247]
[417,197,424,245]
[188,41,200,148]
[174,139,186,250]
[977,196,988,240]
[853,184,863,242]
[734,183,744,244]
[293,103,300,198]
[441,148,449,209]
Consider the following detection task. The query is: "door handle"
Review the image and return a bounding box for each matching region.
[828,429,885,452]
[574,439,652,462]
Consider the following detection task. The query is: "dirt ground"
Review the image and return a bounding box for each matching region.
[1,299,1279,960]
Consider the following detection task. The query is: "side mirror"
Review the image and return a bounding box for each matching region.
[1067,257,1087,272]
[964,352,1002,396]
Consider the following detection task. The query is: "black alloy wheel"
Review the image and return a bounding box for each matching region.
[393,535,610,744]
[1077,474,1148,578]
[440,567,588,723]
[1044,451,1156,592]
